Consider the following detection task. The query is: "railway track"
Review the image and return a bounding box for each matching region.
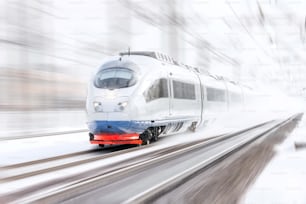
[0,145,139,182]
[0,136,218,203]
[0,114,301,204]
[125,115,299,204]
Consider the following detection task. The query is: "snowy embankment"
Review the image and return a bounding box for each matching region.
[241,113,306,204]
[0,110,87,139]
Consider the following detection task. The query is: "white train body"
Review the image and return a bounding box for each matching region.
[86,52,248,145]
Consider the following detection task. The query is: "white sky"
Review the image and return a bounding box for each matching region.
[1,0,306,95]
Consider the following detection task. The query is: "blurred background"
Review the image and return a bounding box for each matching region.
[1,0,306,136]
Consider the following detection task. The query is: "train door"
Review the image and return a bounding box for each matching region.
[168,71,201,118]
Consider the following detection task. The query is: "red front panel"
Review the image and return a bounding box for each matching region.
[91,133,142,145]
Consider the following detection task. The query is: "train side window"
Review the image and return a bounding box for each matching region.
[173,80,196,100]
[206,87,225,102]
[144,78,169,102]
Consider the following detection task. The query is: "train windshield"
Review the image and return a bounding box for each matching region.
[94,68,136,89]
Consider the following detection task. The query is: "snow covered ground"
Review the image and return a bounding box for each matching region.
[242,112,306,204]
[0,110,297,166]
[0,110,87,139]
[0,107,304,204]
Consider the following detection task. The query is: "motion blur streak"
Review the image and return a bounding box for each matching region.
[0,0,306,136]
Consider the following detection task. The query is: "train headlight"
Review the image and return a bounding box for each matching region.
[117,101,128,111]
[93,101,103,112]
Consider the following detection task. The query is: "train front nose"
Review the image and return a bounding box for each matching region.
[88,96,132,134]
[87,61,144,145]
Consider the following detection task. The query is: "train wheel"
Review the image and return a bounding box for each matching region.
[89,132,94,141]
[151,130,158,142]
[151,127,161,142]
[189,122,198,132]
[99,144,104,148]
[140,130,152,145]
[152,135,158,142]
[142,138,150,145]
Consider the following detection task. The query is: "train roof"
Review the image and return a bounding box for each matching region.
[119,51,248,88]
[120,51,178,66]
[120,51,204,73]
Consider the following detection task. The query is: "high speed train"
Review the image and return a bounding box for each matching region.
[86,51,251,147]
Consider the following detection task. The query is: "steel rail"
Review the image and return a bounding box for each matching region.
[0,144,149,182]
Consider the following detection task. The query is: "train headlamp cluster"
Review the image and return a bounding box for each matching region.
[93,101,128,112]
[93,101,103,112]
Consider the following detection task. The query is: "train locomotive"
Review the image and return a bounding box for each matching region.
[86,51,248,147]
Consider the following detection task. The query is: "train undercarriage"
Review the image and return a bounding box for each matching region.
[89,126,165,147]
